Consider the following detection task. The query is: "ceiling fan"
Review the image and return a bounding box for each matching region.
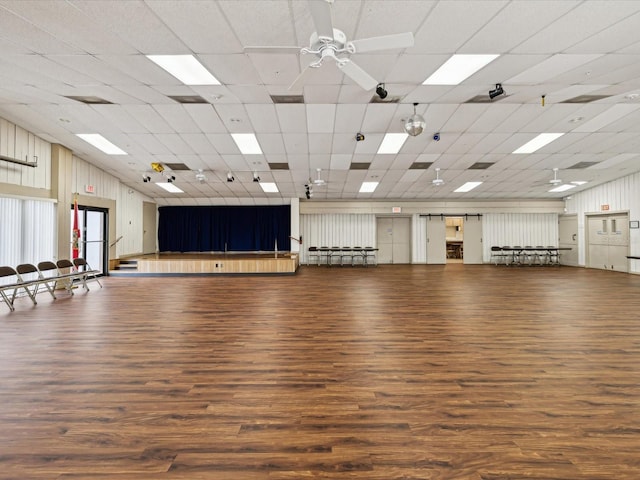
[244,0,414,91]
[311,168,327,186]
[432,168,444,186]
[549,167,562,185]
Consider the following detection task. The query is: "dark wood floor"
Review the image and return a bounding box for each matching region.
[1,265,639,479]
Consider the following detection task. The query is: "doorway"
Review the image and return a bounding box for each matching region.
[142,201,157,254]
[586,212,628,272]
[70,205,108,275]
[559,215,578,266]
[376,217,411,264]
[446,217,464,263]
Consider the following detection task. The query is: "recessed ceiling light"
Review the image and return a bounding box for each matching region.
[569,116,584,123]
[146,55,221,85]
[377,133,408,154]
[513,133,564,154]
[423,54,499,85]
[231,133,263,154]
[156,182,184,193]
[259,182,279,193]
[76,134,127,155]
[359,181,379,193]
[549,184,576,193]
[454,181,482,193]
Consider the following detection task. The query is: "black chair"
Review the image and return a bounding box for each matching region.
[307,246,320,266]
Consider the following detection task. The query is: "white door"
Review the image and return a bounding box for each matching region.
[426,216,446,264]
[587,213,628,272]
[376,217,411,264]
[463,216,483,264]
[559,215,578,266]
[143,201,157,254]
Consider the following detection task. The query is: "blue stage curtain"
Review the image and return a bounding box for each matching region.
[158,205,291,252]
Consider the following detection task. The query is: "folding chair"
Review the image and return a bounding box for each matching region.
[73,258,102,288]
[38,261,74,296]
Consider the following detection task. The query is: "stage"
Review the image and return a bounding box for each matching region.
[114,252,299,275]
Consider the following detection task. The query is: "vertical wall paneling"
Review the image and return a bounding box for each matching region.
[299,214,376,264]
[482,213,559,262]
[0,197,23,266]
[412,214,427,263]
[0,117,52,190]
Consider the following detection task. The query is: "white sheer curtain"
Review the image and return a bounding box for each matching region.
[0,197,56,266]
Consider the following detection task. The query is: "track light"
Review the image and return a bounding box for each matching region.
[376,83,388,99]
[304,183,313,199]
[227,172,235,182]
[142,174,151,183]
[489,83,505,100]
[404,103,426,136]
[253,172,260,182]
[167,175,176,183]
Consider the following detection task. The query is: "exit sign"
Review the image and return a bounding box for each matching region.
[601,204,610,211]
[85,184,95,194]
[392,207,402,214]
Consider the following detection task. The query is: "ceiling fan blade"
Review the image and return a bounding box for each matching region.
[348,32,414,53]
[288,64,316,91]
[337,59,378,91]
[308,0,334,41]
[244,46,302,54]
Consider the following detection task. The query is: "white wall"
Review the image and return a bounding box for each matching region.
[0,118,51,191]
[565,171,640,273]
[71,155,152,258]
[483,213,559,262]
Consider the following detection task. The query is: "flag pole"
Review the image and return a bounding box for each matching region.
[72,193,80,260]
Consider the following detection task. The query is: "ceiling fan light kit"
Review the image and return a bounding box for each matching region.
[247,0,414,91]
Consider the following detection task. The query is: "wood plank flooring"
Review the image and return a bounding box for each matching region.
[1,264,639,479]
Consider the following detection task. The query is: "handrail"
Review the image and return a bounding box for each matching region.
[110,235,123,248]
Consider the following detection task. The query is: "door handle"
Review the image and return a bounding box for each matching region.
[572,234,576,241]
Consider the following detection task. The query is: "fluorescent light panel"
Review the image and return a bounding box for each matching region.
[454,181,482,193]
[231,133,263,154]
[513,133,564,154]
[571,180,588,185]
[146,55,220,85]
[377,133,408,154]
[549,184,576,193]
[259,182,279,193]
[155,182,184,193]
[359,182,379,193]
[76,134,127,155]
[423,54,499,85]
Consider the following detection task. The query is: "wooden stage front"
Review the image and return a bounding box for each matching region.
[127,252,298,275]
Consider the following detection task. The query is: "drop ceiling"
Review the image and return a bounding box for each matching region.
[1,0,640,205]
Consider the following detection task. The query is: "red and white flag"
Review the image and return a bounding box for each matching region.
[72,196,80,259]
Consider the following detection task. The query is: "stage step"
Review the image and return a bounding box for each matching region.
[111,259,138,274]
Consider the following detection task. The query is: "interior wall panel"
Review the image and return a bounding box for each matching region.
[483,213,559,262]
[565,171,640,272]
[300,213,376,264]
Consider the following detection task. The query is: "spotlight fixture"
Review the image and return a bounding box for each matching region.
[304,183,313,199]
[227,172,235,182]
[489,83,505,100]
[404,103,426,137]
[432,167,444,186]
[165,173,176,183]
[375,83,388,99]
[142,174,151,183]
[253,172,260,183]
